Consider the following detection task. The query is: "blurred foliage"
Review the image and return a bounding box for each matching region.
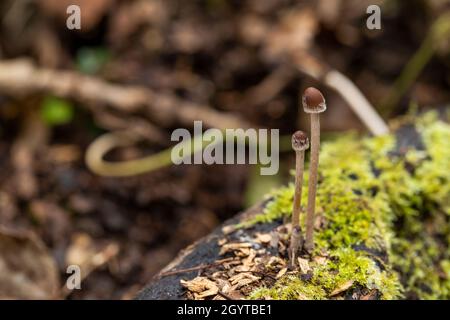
[76,47,111,74]
[40,95,74,126]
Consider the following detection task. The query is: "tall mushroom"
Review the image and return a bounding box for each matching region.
[290,130,309,267]
[302,87,326,252]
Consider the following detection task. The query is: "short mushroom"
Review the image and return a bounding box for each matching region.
[289,130,309,267]
[302,87,326,252]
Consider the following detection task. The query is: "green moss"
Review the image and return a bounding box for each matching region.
[241,111,450,300]
[250,248,402,300]
[250,276,327,300]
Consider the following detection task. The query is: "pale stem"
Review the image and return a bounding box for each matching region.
[305,113,320,252]
[289,150,305,266]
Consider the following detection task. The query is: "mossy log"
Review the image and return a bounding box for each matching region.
[137,111,449,300]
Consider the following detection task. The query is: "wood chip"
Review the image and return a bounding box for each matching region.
[267,256,285,267]
[223,260,241,269]
[229,272,260,289]
[276,267,287,279]
[236,247,251,257]
[297,257,311,274]
[215,279,232,294]
[242,249,256,267]
[180,277,219,299]
[196,289,219,300]
[235,265,251,272]
[330,280,354,297]
[219,242,252,255]
[255,233,272,244]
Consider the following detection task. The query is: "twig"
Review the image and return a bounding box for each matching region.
[325,70,389,136]
[0,59,250,130]
[0,59,253,177]
[157,257,236,278]
[85,127,221,176]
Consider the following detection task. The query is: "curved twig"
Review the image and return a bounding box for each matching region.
[85,131,173,177]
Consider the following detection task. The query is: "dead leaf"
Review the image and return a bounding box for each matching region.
[0,226,59,299]
[235,265,252,272]
[276,267,287,279]
[267,256,285,267]
[330,280,355,297]
[297,257,311,274]
[229,272,260,290]
[219,242,252,256]
[236,247,251,257]
[180,277,219,299]
[215,278,232,293]
[242,249,256,267]
[255,233,272,244]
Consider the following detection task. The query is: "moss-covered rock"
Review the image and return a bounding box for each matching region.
[244,111,449,300]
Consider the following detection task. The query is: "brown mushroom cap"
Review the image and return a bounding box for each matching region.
[302,87,326,113]
[292,130,309,151]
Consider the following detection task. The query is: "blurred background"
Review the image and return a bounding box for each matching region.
[0,0,449,299]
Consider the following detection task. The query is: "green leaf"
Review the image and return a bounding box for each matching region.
[40,96,74,126]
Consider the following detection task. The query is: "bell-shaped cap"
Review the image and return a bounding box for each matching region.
[302,87,326,113]
[292,130,309,151]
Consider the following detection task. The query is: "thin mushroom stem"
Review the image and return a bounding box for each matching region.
[302,87,326,253]
[289,131,309,267]
[305,113,320,252]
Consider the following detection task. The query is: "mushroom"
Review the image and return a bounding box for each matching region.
[302,87,326,252]
[289,130,309,267]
